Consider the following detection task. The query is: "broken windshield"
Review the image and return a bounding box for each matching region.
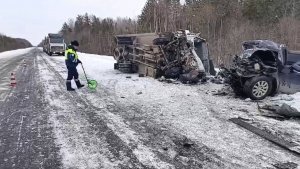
[242,40,280,52]
[241,50,254,58]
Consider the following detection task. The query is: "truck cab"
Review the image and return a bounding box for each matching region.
[45,33,66,56]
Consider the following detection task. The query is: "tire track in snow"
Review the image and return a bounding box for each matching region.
[43,52,228,169]
[38,55,124,168]
[38,54,152,168]
[40,53,175,168]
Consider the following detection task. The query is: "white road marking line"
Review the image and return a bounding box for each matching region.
[17,116,25,151]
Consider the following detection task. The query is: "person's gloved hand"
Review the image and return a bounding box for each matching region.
[78,60,82,64]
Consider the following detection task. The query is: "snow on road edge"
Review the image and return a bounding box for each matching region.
[42,52,175,169]
[36,55,120,169]
[0,47,35,59]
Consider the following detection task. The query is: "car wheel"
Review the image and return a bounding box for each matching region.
[119,67,132,73]
[244,76,272,100]
[114,63,119,70]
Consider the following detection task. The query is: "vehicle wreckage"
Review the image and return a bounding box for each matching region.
[113,30,216,83]
[220,40,300,100]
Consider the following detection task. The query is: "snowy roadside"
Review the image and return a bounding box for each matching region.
[0,47,34,59]
[109,78,300,167]
[47,51,300,168]
[0,47,36,102]
[37,55,122,169]
[39,53,181,168]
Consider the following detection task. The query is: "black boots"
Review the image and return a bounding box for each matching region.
[75,80,85,89]
[66,80,84,91]
[66,81,75,91]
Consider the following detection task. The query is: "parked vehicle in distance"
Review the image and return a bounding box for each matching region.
[223,40,300,100]
[43,33,65,56]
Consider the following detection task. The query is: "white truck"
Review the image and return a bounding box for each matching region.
[43,33,66,56]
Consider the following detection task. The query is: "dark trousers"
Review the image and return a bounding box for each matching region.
[67,67,79,81]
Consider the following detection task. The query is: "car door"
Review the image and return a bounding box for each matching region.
[278,51,300,94]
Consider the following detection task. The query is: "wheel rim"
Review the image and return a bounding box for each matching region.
[252,81,269,98]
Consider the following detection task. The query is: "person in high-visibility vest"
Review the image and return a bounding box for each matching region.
[65,40,84,91]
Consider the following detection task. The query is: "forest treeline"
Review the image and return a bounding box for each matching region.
[57,0,300,65]
[0,34,32,53]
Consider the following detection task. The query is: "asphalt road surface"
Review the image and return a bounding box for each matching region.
[0,49,61,169]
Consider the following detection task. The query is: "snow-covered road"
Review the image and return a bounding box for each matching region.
[0,47,300,169]
[0,48,34,101]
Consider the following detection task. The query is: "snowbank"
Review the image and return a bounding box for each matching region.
[78,52,116,72]
[0,47,34,59]
[51,52,115,78]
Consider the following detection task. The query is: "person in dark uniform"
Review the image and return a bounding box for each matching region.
[65,40,84,91]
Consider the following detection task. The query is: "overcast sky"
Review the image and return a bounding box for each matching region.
[0,0,148,45]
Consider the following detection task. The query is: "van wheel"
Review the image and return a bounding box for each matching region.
[119,67,132,73]
[114,63,119,70]
[244,76,272,100]
[131,64,138,73]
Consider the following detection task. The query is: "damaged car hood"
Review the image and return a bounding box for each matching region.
[242,40,281,52]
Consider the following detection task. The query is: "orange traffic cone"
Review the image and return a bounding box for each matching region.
[10,72,17,87]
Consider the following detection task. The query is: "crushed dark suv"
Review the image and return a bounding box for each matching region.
[222,40,300,100]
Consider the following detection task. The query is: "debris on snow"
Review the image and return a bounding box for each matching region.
[259,93,300,117]
[259,103,300,118]
[273,161,298,169]
[245,98,252,102]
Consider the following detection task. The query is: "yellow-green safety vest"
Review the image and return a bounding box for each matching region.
[65,49,78,62]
